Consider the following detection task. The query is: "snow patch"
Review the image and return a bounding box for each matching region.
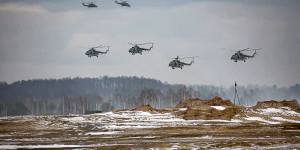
[62,116,85,122]
[178,108,187,111]
[199,135,213,139]
[244,116,281,124]
[257,108,300,116]
[85,131,123,135]
[271,117,300,123]
[211,106,226,111]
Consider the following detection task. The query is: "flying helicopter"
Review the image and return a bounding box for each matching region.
[82,2,98,8]
[128,42,153,55]
[230,48,261,62]
[169,56,198,69]
[85,45,110,58]
[114,0,131,7]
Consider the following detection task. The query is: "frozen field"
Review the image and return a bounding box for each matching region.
[0,109,300,149]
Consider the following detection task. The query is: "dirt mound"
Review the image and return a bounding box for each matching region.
[176,96,234,109]
[253,100,300,112]
[176,98,206,109]
[132,104,158,113]
[206,96,234,106]
[180,106,240,120]
[175,97,239,120]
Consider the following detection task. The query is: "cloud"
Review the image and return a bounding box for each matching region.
[0,2,48,13]
[0,0,299,86]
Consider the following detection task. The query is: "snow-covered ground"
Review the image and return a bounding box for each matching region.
[35,107,299,134]
[56,111,243,131]
[1,107,299,132]
[271,117,300,123]
[256,107,300,116]
[241,107,300,124]
[1,107,300,149]
[244,116,281,124]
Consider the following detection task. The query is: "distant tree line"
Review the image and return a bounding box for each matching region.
[0,76,299,116]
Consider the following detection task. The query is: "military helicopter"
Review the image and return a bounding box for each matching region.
[128,42,153,55]
[85,45,110,58]
[82,2,98,8]
[230,48,261,62]
[169,56,198,69]
[114,0,131,7]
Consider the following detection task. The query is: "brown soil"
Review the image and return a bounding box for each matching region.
[206,96,234,106]
[132,104,158,113]
[174,97,240,120]
[180,106,240,120]
[253,99,300,112]
[123,97,242,120]
[176,96,234,109]
[1,118,299,149]
[115,97,299,121]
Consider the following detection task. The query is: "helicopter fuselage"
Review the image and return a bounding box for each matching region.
[231,51,256,62]
[85,48,108,58]
[82,3,98,8]
[115,0,130,7]
[169,59,192,69]
[129,45,150,55]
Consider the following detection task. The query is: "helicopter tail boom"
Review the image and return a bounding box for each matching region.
[251,49,260,58]
[188,59,195,65]
[104,48,109,54]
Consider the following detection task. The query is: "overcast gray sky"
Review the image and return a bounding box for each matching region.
[0,0,299,86]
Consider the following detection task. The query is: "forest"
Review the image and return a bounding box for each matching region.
[0,76,299,116]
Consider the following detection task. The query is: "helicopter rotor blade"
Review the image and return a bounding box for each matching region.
[239,48,250,52]
[136,42,154,46]
[128,42,135,45]
[92,45,103,48]
[93,44,112,49]
[252,48,262,51]
[168,56,199,60]
[180,56,199,59]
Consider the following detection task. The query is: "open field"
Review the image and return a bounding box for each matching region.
[0,109,300,150]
